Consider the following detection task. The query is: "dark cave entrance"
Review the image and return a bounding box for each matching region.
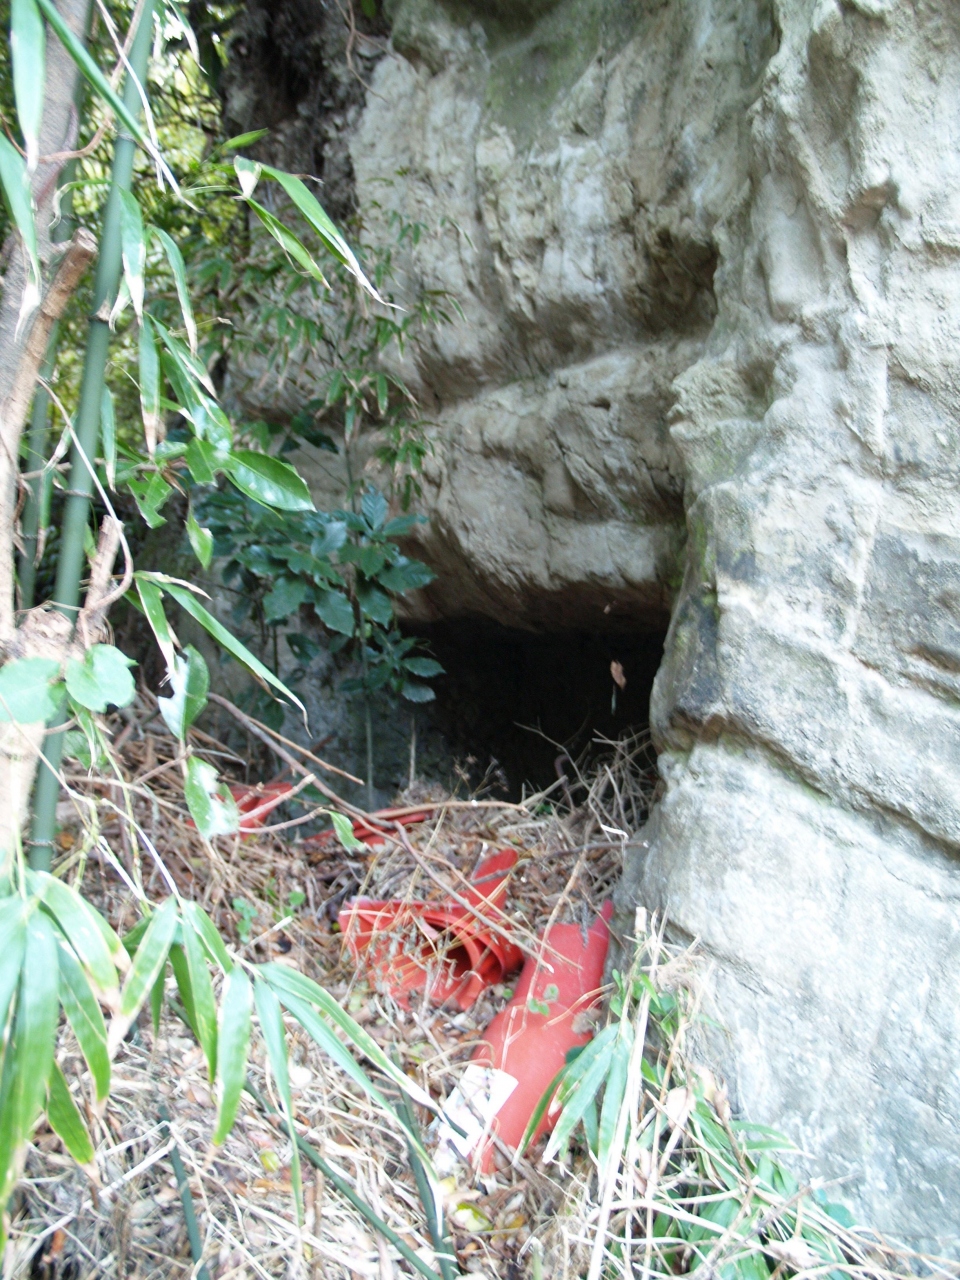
[411,619,666,800]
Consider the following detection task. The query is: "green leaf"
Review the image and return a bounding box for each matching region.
[169,943,199,1040]
[184,436,219,485]
[517,1064,567,1157]
[331,811,364,851]
[213,968,251,1145]
[263,577,307,624]
[184,902,232,974]
[401,682,435,704]
[0,657,61,722]
[253,977,302,1223]
[377,559,435,593]
[185,756,240,838]
[403,657,444,678]
[31,871,118,992]
[181,907,218,1079]
[0,132,40,311]
[314,589,354,636]
[153,316,216,397]
[15,910,60,1138]
[260,164,383,302]
[375,372,389,416]
[57,942,110,1101]
[158,645,209,741]
[153,576,306,714]
[33,0,169,183]
[46,1062,95,1165]
[356,583,392,627]
[101,386,117,491]
[361,488,388,530]
[65,645,136,713]
[259,964,434,1112]
[135,577,176,669]
[0,899,27,1034]
[220,129,269,152]
[597,1034,631,1176]
[10,0,45,172]
[225,451,314,512]
[150,968,164,1035]
[118,190,146,320]
[153,227,197,354]
[139,314,161,456]
[233,155,261,197]
[119,897,179,1019]
[543,1033,617,1164]
[186,506,213,569]
[245,196,329,286]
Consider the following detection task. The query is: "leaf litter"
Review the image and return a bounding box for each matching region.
[5,700,956,1280]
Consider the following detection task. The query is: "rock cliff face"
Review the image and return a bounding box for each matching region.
[229,0,960,1246]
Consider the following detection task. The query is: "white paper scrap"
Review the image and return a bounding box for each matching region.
[432,1064,518,1173]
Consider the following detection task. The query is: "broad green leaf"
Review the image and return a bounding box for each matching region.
[46,1062,95,1165]
[0,134,40,311]
[158,645,209,741]
[119,897,179,1019]
[356,582,392,627]
[184,437,218,485]
[186,506,213,569]
[32,871,118,991]
[153,577,306,714]
[101,386,117,491]
[402,657,444,678]
[378,559,435,593]
[0,899,27,1033]
[331,811,364,851]
[135,577,176,669]
[57,942,110,1101]
[65,644,136,713]
[263,577,307,624]
[153,227,197,353]
[181,908,217,1079]
[314,589,354,636]
[15,910,60,1139]
[259,965,433,1111]
[10,0,45,172]
[139,314,161,456]
[185,756,240,838]
[245,196,329,287]
[224,451,314,512]
[0,657,61,723]
[597,1033,631,1176]
[361,488,388,530]
[254,977,302,1223]
[118,190,146,320]
[213,968,251,1144]
[260,164,382,301]
[401,682,435,704]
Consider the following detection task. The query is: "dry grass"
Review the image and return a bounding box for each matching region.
[4,705,954,1280]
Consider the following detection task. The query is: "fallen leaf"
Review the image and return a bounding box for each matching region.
[610,660,627,690]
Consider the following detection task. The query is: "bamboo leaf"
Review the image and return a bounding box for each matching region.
[244,196,329,287]
[135,576,177,669]
[14,910,60,1140]
[213,968,250,1145]
[186,505,213,569]
[184,756,240,838]
[180,906,218,1079]
[57,942,110,1101]
[101,386,117,490]
[31,871,118,992]
[152,314,215,396]
[183,901,231,974]
[139,314,162,457]
[260,164,383,302]
[254,977,302,1223]
[597,1032,631,1177]
[542,1035,617,1165]
[152,577,305,715]
[153,227,198,354]
[158,645,209,742]
[0,134,40,318]
[46,1062,95,1165]
[259,964,433,1111]
[517,1064,567,1157]
[118,190,146,320]
[0,899,28,1034]
[169,943,199,1039]
[10,0,45,172]
[149,967,164,1035]
[119,897,178,1018]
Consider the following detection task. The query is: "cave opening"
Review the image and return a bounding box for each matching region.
[410,619,666,801]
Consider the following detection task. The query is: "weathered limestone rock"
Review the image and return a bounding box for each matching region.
[230,0,960,1245]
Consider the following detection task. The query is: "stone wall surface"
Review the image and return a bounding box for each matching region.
[229,0,960,1247]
